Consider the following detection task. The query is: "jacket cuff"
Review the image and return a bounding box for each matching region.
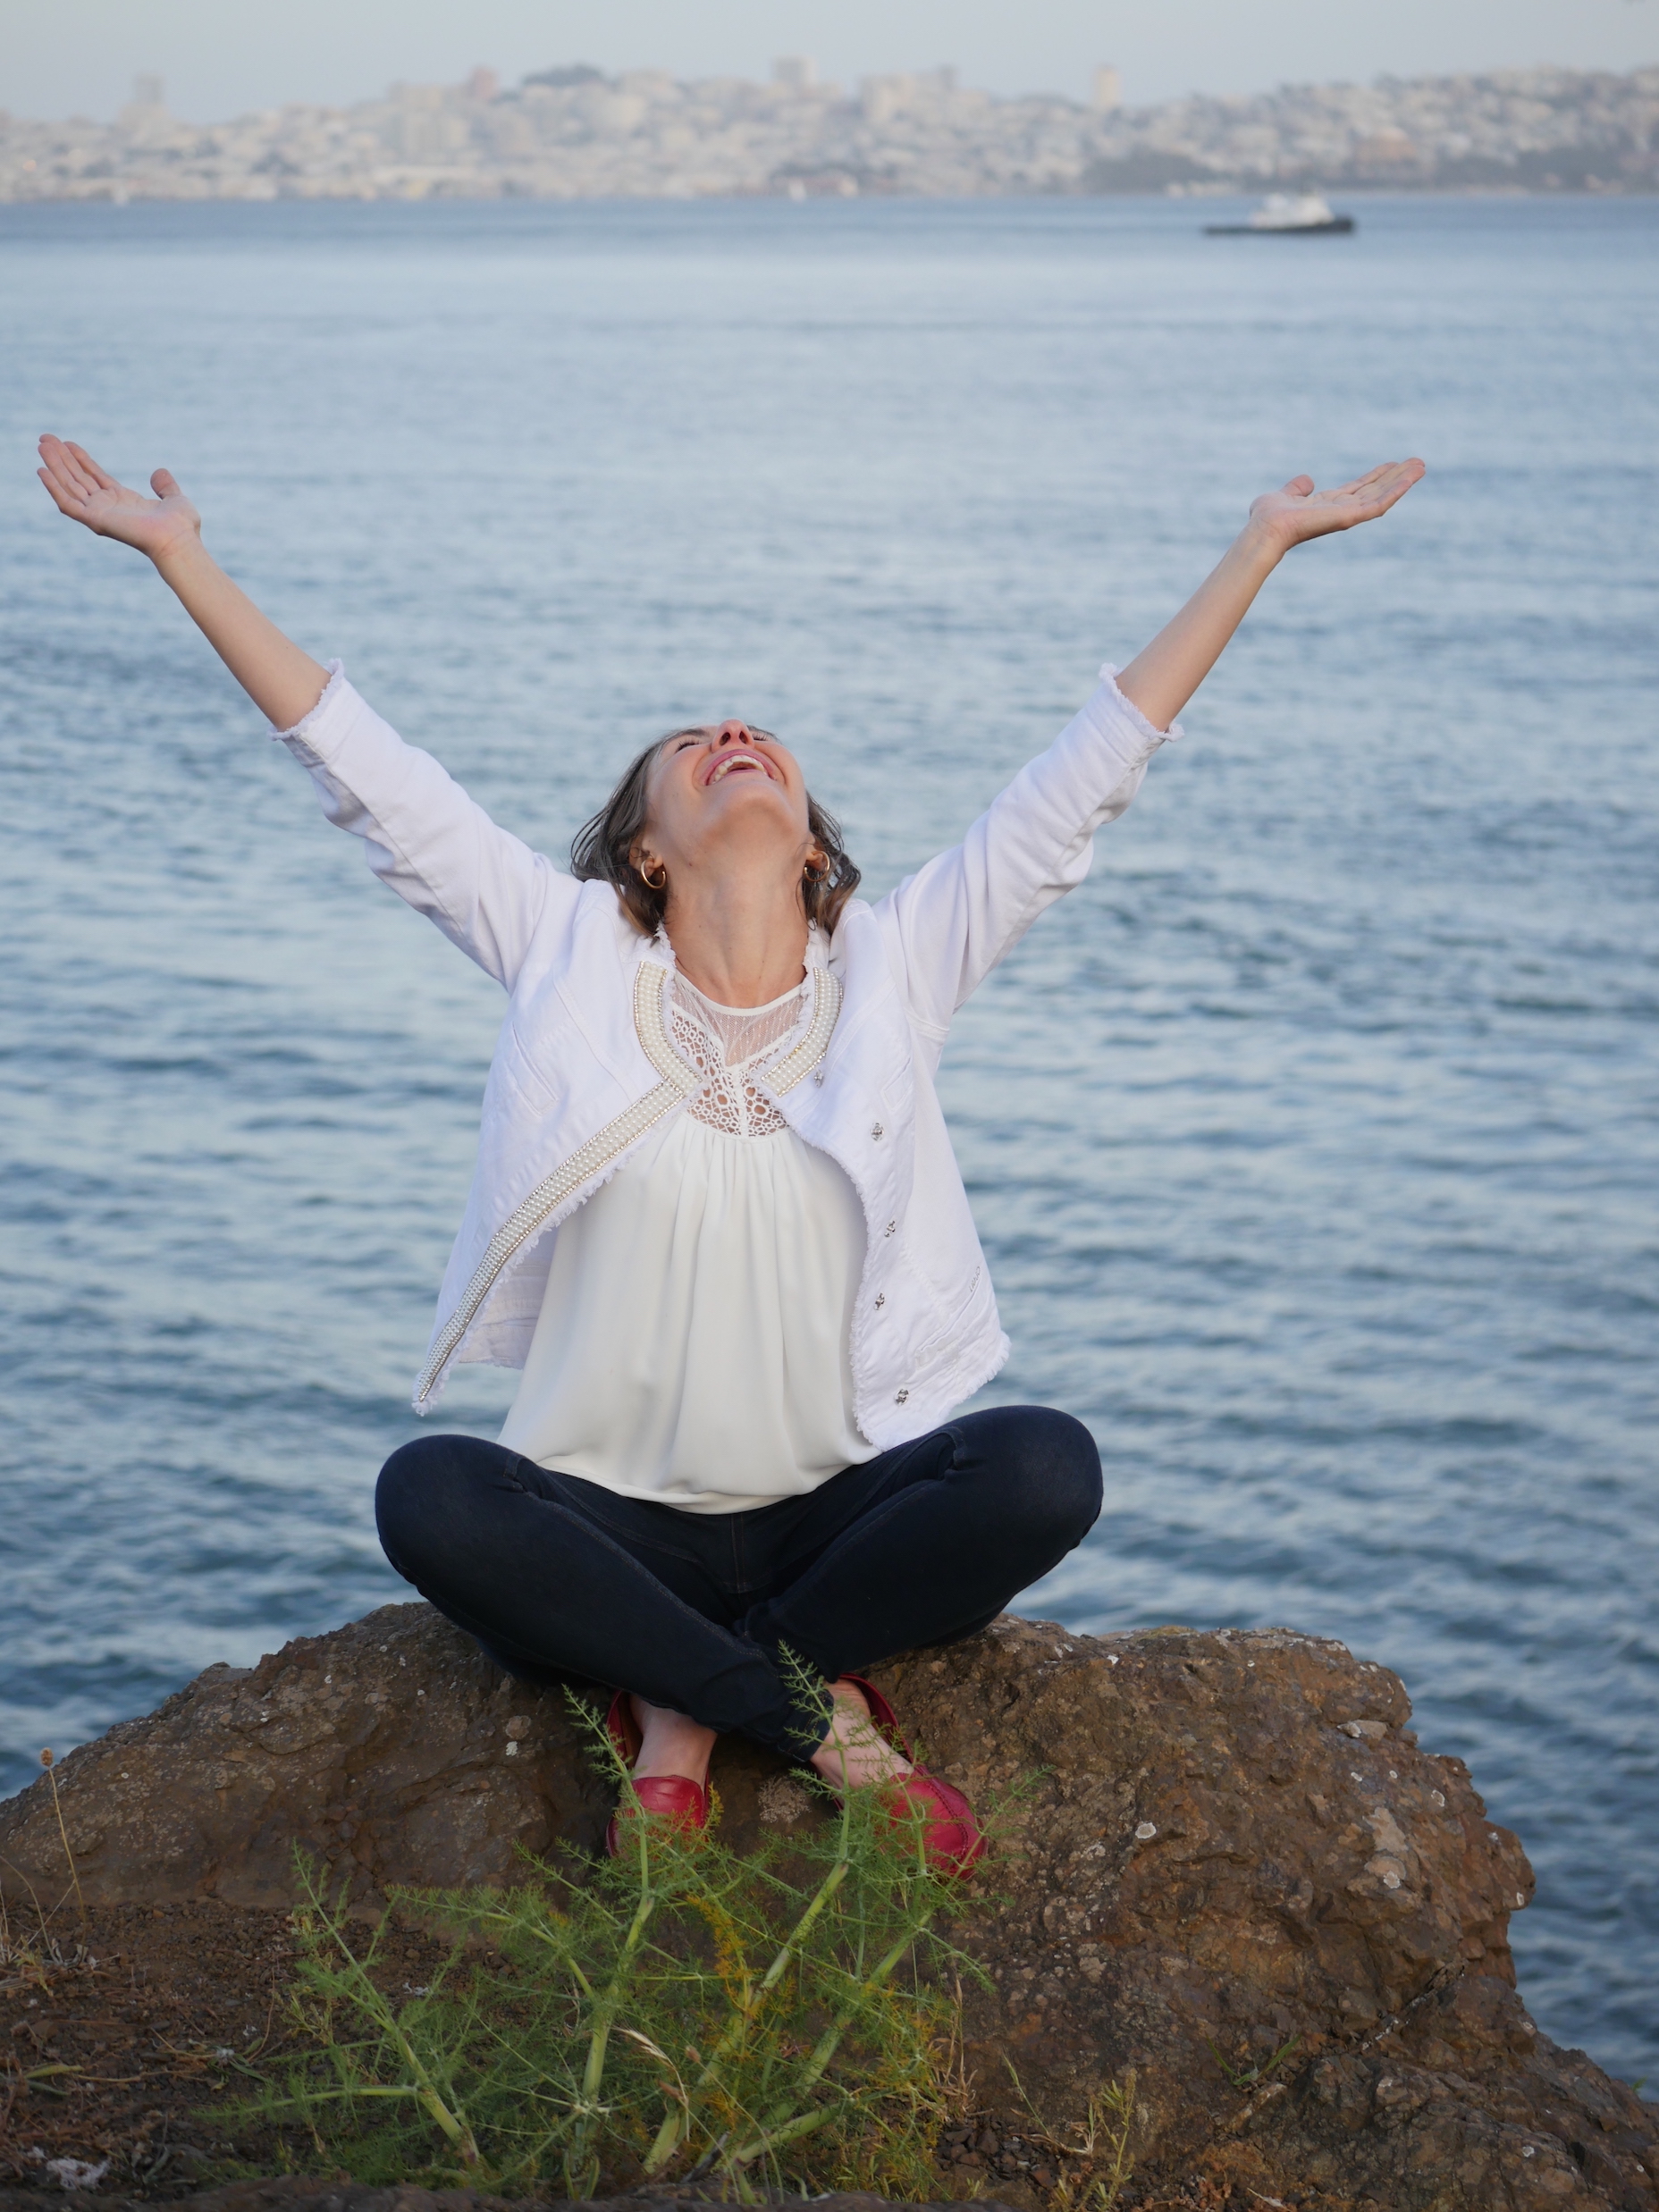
[1094,663,1183,752]
[268,659,349,748]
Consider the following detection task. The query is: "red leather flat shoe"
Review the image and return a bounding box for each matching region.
[602,1687,711,1858]
[834,1675,986,1879]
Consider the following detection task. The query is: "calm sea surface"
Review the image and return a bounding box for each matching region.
[2,194,1655,2078]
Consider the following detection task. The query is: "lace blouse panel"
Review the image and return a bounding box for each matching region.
[668,972,811,1138]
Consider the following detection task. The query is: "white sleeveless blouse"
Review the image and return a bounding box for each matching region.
[496,961,876,1513]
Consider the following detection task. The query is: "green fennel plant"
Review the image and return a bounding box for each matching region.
[244,1693,990,2198]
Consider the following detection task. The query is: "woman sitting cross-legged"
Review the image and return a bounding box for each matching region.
[38,432,1423,1872]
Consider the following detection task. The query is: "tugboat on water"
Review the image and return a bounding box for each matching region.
[1205,191,1355,236]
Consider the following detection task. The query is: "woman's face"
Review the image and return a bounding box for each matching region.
[637,719,814,882]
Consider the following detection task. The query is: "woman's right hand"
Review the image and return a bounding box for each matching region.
[37,431,331,729]
[38,434,202,566]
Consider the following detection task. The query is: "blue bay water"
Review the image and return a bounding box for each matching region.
[1,193,1655,2079]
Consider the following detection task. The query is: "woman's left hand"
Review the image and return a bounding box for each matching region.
[1116,456,1427,731]
[1248,458,1426,554]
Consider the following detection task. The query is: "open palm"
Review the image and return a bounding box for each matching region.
[38,434,200,559]
[1251,458,1425,551]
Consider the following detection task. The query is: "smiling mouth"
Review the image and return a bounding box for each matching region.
[708,755,769,786]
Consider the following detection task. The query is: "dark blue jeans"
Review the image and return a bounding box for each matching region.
[375,1405,1101,1758]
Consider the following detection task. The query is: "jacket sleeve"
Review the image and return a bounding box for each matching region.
[872,667,1180,1037]
[272,662,577,990]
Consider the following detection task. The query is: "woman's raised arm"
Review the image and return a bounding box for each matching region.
[38,433,568,988]
[37,434,329,731]
[1116,458,1425,732]
[874,457,1427,1036]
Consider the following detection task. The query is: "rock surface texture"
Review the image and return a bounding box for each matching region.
[2,1604,1654,2210]
[0,2193,992,2212]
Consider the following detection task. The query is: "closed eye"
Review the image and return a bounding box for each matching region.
[671,728,774,755]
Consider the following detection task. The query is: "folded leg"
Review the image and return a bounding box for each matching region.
[375,1434,822,1752]
[743,1404,1101,1678]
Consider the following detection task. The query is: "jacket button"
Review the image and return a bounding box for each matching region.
[884,1220,897,1238]
[813,1069,825,1086]
[895,1388,909,1404]
[871,1123,883,1140]
[874,1293,886,1309]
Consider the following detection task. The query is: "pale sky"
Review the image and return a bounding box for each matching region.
[5,0,1655,124]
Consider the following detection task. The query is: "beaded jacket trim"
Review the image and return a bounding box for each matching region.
[413,958,842,1406]
[759,966,843,1095]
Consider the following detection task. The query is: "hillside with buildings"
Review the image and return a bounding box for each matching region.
[2,58,1655,203]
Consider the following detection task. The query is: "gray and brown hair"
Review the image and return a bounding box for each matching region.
[570,726,862,938]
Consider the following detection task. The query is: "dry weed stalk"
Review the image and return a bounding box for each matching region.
[38,1749,88,1933]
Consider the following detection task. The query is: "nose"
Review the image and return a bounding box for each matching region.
[714,721,752,747]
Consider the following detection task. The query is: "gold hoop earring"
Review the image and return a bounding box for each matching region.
[638,860,668,893]
[804,852,830,883]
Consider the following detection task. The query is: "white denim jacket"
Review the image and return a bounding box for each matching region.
[275,665,1177,1445]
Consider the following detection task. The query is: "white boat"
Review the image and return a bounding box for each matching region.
[1206,192,1355,236]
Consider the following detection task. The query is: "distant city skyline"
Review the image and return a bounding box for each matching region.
[5,0,1655,125]
[7,57,1648,206]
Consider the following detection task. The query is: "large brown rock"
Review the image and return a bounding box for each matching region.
[2,1604,1654,2209]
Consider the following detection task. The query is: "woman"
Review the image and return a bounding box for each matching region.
[37,433,1423,1872]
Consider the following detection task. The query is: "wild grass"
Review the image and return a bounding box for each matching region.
[241,1695,990,2199]
[1023,2075,1139,2212]
[0,1745,94,1984]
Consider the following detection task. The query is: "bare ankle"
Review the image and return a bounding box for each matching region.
[808,1680,911,1792]
[630,1695,717,1786]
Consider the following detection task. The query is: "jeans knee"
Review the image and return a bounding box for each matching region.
[1000,1408,1102,1547]
[1047,1412,1104,1540]
[375,1436,459,1582]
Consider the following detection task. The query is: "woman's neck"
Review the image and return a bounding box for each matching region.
[662,877,810,1008]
